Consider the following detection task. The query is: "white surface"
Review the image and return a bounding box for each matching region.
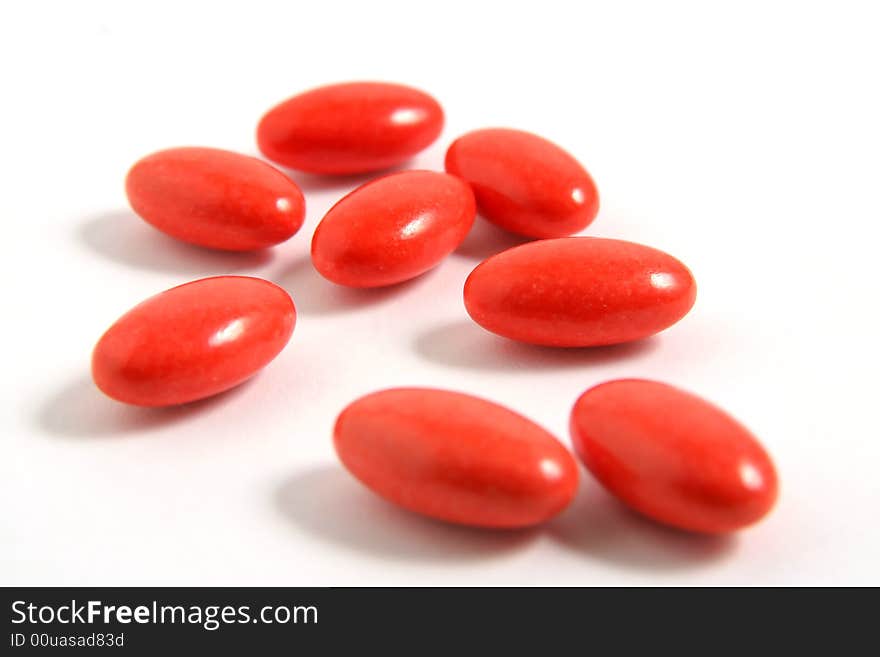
[2,0,879,586]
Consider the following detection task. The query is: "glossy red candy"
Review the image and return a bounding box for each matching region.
[92,276,295,407]
[311,170,476,288]
[445,128,599,238]
[570,379,778,534]
[334,388,579,528]
[257,82,444,174]
[464,237,696,347]
[125,147,305,251]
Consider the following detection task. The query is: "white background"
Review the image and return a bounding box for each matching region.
[2,0,878,586]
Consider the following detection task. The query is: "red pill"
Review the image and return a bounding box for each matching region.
[311,171,476,288]
[464,237,696,347]
[334,388,579,528]
[570,379,778,534]
[92,276,295,407]
[445,128,599,238]
[257,82,444,175]
[125,147,305,251]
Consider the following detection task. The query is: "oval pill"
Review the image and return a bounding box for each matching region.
[92,276,295,407]
[570,379,779,534]
[464,237,696,347]
[445,128,598,238]
[257,82,444,174]
[311,170,476,288]
[125,146,305,251]
[334,388,579,528]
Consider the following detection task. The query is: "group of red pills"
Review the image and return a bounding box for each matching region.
[91,82,778,537]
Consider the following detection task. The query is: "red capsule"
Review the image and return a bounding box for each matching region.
[125,147,305,251]
[92,276,295,407]
[334,388,579,528]
[464,237,696,347]
[445,128,598,238]
[311,171,476,288]
[570,379,779,534]
[257,82,444,175]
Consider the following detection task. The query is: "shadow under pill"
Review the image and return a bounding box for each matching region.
[547,481,738,571]
[274,465,537,562]
[413,320,658,372]
[279,163,412,194]
[454,217,531,261]
[78,210,274,275]
[36,375,253,439]
[273,256,434,316]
